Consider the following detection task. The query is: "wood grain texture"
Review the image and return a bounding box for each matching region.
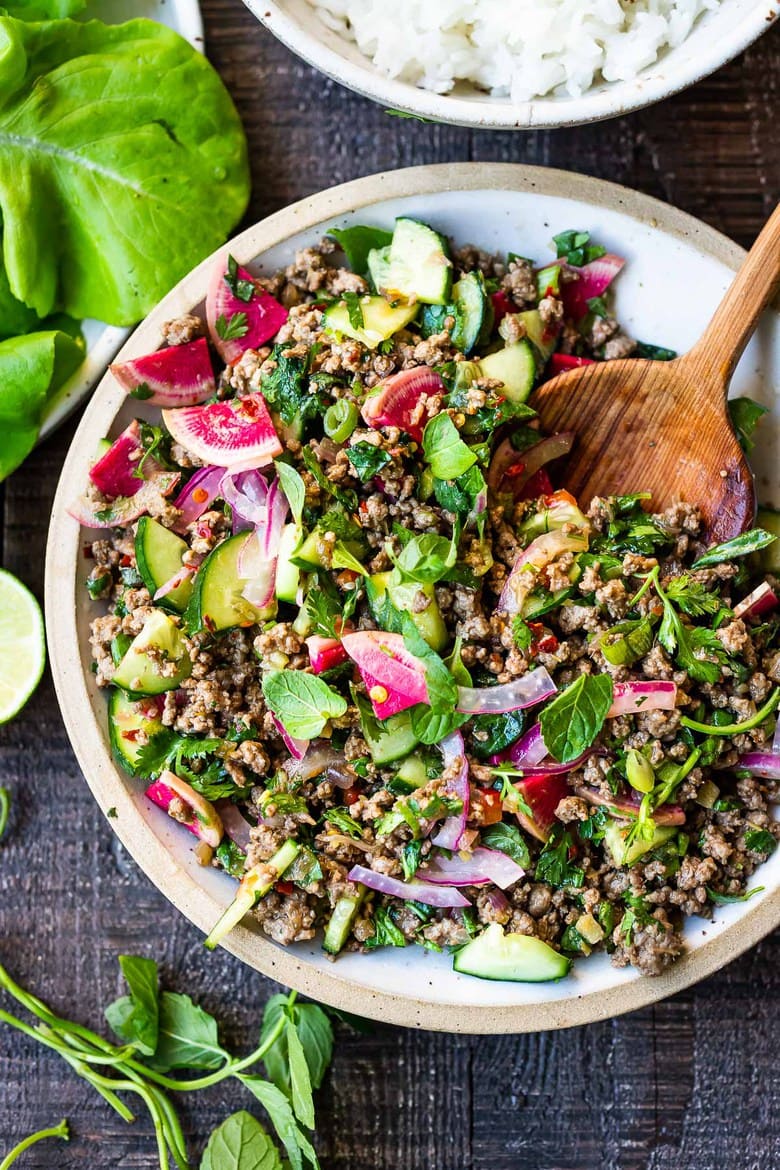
[1,4,780,1166]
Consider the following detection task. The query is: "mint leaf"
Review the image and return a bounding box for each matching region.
[286,1020,315,1128]
[346,441,391,482]
[104,955,159,1056]
[365,906,406,949]
[728,396,769,455]
[274,461,305,527]
[262,671,347,740]
[392,532,457,584]
[481,822,531,868]
[201,1110,282,1170]
[237,1077,318,1170]
[422,414,477,480]
[538,673,613,763]
[327,225,393,275]
[691,528,776,568]
[146,991,228,1072]
[260,996,333,1099]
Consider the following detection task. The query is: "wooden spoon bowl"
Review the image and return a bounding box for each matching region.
[533,204,780,542]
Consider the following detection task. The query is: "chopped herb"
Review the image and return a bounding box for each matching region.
[224,254,255,302]
[129,381,154,401]
[469,710,526,760]
[324,807,363,839]
[423,413,477,481]
[214,838,247,878]
[262,671,348,740]
[512,616,534,652]
[481,822,531,869]
[680,688,780,736]
[215,311,249,341]
[327,225,393,275]
[552,229,606,267]
[664,574,721,617]
[86,572,110,599]
[538,673,614,764]
[579,805,609,843]
[263,345,324,429]
[634,340,677,361]
[342,290,365,330]
[586,294,608,318]
[401,839,423,880]
[391,531,457,585]
[346,441,391,482]
[744,829,777,855]
[535,826,584,889]
[365,907,406,949]
[691,528,776,569]
[728,396,768,455]
[301,447,357,510]
[707,885,765,905]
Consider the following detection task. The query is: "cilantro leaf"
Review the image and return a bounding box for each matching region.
[535,826,584,888]
[538,674,614,764]
[225,254,255,302]
[215,311,248,341]
[664,574,720,617]
[324,807,363,838]
[262,672,347,740]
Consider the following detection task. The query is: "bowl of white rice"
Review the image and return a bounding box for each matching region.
[245,0,777,128]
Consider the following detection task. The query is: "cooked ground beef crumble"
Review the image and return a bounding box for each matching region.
[82,223,779,982]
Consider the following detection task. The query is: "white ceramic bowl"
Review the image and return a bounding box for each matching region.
[47,164,780,1033]
[246,0,778,130]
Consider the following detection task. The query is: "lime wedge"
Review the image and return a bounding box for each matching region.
[0,569,46,724]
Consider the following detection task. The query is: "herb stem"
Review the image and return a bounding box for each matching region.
[680,688,780,736]
[58,1051,136,1124]
[654,747,702,806]
[0,1119,69,1170]
[0,787,9,841]
[626,566,659,609]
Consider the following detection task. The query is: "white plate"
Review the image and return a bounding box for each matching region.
[39,0,205,441]
[249,0,778,130]
[47,165,780,1033]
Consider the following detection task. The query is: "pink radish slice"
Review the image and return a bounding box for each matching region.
[145,770,223,847]
[512,772,571,842]
[162,392,282,471]
[361,367,445,443]
[271,714,309,760]
[69,471,180,529]
[89,420,153,499]
[206,254,288,363]
[306,635,349,674]
[733,582,778,621]
[560,254,625,321]
[547,353,596,377]
[110,338,215,408]
[341,630,428,718]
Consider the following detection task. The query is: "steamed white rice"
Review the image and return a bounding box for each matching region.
[307,0,722,101]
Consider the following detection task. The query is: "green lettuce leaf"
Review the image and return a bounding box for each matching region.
[0,328,84,479]
[0,16,249,325]
[0,1,85,17]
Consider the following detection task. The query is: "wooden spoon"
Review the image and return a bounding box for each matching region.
[532,204,780,542]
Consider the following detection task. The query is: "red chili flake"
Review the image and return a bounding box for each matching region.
[122,728,141,742]
[203,615,216,633]
[120,554,132,567]
[343,786,361,806]
[192,487,209,504]
[504,462,527,479]
[274,880,294,896]
[536,634,559,654]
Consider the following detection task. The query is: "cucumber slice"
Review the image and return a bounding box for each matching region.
[323,891,365,955]
[367,244,392,294]
[108,689,163,774]
[367,572,447,651]
[394,753,429,790]
[603,820,677,867]
[323,295,418,348]
[452,271,488,354]
[386,217,452,306]
[275,524,303,603]
[112,610,192,696]
[186,532,273,634]
[479,340,536,402]
[355,692,419,766]
[453,923,571,983]
[518,309,557,362]
[757,508,780,573]
[135,516,192,613]
[522,565,582,619]
[204,839,300,951]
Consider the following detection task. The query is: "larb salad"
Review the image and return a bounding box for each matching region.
[76,217,780,983]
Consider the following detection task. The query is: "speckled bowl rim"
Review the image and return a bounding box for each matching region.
[245,0,778,130]
[46,164,780,1033]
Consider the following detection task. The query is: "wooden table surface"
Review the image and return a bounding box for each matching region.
[2,4,779,1166]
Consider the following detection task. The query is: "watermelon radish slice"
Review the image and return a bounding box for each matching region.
[89,420,156,499]
[491,290,514,324]
[547,353,596,377]
[560,254,624,321]
[69,472,181,529]
[361,367,445,443]
[306,635,348,674]
[512,773,570,842]
[341,630,428,718]
[145,769,224,847]
[162,392,282,471]
[206,253,288,363]
[110,338,216,408]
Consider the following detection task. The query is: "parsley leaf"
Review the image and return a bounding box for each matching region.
[346,441,391,482]
[535,826,584,888]
[365,906,406,949]
[215,311,248,341]
[262,672,347,739]
[744,828,776,855]
[224,254,256,302]
[538,674,614,764]
[324,807,363,838]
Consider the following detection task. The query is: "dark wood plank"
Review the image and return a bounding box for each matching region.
[1,5,779,1166]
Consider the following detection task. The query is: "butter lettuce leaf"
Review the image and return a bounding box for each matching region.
[0,328,84,478]
[0,16,250,325]
[0,1,85,16]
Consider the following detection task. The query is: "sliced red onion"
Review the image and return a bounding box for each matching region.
[347,864,470,908]
[488,432,574,496]
[271,714,309,760]
[422,846,525,890]
[284,741,347,783]
[325,762,358,790]
[607,681,677,718]
[492,721,593,774]
[456,667,556,715]
[499,529,589,615]
[738,752,780,779]
[217,801,254,850]
[221,469,269,532]
[484,887,511,915]
[574,786,685,826]
[773,717,780,756]
[236,477,289,609]
[733,582,778,621]
[431,732,470,851]
[172,464,225,533]
[153,564,195,601]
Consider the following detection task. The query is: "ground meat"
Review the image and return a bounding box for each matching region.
[160,313,204,346]
[501,257,536,307]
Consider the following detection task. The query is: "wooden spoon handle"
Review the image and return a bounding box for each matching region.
[682,202,780,388]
